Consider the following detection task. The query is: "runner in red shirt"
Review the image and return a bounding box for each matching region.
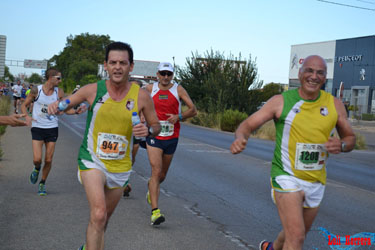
[145,62,197,225]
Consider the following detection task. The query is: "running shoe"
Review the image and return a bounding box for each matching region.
[38,183,46,196]
[123,184,132,197]
[259,240,273,250]
[151,209,165,226]
[77,244,85,250]
[29,168,39,184]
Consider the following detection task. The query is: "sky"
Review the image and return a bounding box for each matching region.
[2,0,375,84]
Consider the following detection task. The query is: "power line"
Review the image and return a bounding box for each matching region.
[354,0,375,5]
[316,0,375,11]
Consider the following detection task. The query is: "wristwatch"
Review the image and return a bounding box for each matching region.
[148,127,154,138]
[341,141,346,152]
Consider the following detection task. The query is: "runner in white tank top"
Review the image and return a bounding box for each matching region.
[21,69,86,196]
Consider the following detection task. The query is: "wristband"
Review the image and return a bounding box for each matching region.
[178,113,183,121]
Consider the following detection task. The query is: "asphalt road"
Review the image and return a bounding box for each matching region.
[1,114,374,250]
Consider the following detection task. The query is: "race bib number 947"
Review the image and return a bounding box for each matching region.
[295,143,327,171]
[96,133,128,160]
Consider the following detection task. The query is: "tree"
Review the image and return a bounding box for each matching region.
[262,82,284,101]
[27,73,43,84]
[178,50,262,114]
[1,66,14,82]
[247,83,283,114]
[50,33,112,90]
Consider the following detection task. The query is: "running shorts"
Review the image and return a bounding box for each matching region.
[31,127,58,142]
[146,137,178,154]
[77,164,131,189]
[271,175,325,208]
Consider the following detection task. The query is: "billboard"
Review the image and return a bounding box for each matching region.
[0,35,6,78]
[98,60,159,80]
[131,60,159,77]
[289,40,336,80]
[24,59,48,69]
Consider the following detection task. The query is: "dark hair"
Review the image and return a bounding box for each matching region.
[45,68,60,80]
[105,42,134,64]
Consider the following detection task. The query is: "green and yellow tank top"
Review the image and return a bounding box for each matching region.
[271,89,338,184]
[78,80,140,173]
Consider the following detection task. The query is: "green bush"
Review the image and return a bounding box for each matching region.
[361,113,375,121]
[220,109,248,132]
[0,126,6,136]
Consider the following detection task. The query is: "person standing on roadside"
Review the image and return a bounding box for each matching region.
[0,114,27,126]
[48,42,161,250]
[145,62,197,225]
[21,69,86,196]
[230,55,356,250]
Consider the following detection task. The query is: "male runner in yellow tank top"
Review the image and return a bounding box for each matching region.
[48,42,161,250]
[230,55,356,250]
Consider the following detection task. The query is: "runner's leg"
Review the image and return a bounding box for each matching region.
[147,145,163,209]
[273,191,306,250]
[41,141,56,182]
[132,143,140,165]
[81,169,107,250]
[160,153,174,183]
[32,140,43,168]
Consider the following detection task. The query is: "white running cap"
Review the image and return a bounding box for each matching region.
[157,62,174,73]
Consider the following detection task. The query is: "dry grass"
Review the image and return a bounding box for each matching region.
[251,120,276,141]
[354,132,367,150]
[0,96,11,159]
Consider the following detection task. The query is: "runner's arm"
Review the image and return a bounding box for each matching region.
[177,85,197,120]
[48,83,95,115]
[324,98,356,154]
[230,95,283,154]
[137,88,161,137]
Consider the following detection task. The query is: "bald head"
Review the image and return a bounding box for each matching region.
[300,55,327,75]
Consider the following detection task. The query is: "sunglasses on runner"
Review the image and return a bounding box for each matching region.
[159,71,173,77]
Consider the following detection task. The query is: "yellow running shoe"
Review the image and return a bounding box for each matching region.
[151,209,165,226]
